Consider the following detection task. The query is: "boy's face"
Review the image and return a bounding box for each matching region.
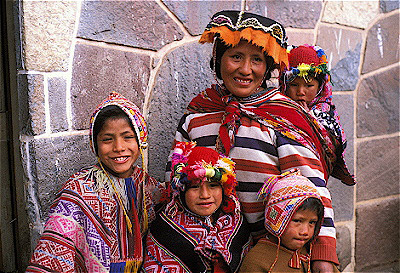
[281,208,318,250]
[185,180,223,217]
[97,117,139,178]
[286,77,319,108]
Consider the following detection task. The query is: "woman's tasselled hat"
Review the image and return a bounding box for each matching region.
[170,141,238,213]
[258,169,323,238]
[285,44,331,84]
[89,91,148,154]
[199,10,289,69]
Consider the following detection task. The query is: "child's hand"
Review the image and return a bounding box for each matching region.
[297,100,309,111]
[311,261,334,273]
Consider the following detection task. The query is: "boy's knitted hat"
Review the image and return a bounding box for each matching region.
[258,169,323,238]
[170,142,238,213]
[199,10,288,69]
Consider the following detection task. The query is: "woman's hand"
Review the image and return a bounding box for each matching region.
[311,261,335,273]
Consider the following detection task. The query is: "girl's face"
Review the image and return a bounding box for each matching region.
[97,117,139,178]
[185,180,223,217]
[286,77,320,108]
[281,208,318,250]
[220,40,267,97]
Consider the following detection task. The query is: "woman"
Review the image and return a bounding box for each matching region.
[167,10,339,272]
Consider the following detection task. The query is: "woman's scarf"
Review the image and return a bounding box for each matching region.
[187,85,334,180]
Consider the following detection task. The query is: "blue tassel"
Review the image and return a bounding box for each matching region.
[110,261,126,273]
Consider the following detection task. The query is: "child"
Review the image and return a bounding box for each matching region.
[143,142,251,273]
[239,169,339,273]
[27,92,165,272]
[283,44,355,186]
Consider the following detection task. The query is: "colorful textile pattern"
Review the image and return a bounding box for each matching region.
[89,91,148,153]
[258,169,322,238]
[199,10,288,69]
[168,84,339,264]
[27,166,164,272]
[142,191,251,273]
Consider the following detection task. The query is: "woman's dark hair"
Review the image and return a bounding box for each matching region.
[297,197,324,238]
[210,38,277,88]
[92,105,135,154]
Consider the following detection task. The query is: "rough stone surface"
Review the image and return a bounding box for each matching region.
[380,0,400,13]
[48,76,68,132]
[317,25,362,91]
[362,12,399,74]
[356,197,399,271]
[247,0,322,29]
[323,1,379,29]
[147,42,213,181]
[17,74,45,135]
[356,136,399,202]
[31,135,94,222]
[78,0,184,50]
[357,66,399,137]
[163,0,241,36]
[286,29,314,46]
[327,94,355,221]
[70,43,150,130]
[336,225,352,271]
[22,1,77,71]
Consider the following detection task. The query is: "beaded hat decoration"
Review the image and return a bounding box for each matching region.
[258,169,323,238]
[199,10,289,69]
[170,142,238,212]
[284,44,331,84]
[89,91,148,155]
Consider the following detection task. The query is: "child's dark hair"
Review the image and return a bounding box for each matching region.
[92,105,136,154]
[297,197,324,238]
[210,38,277,88]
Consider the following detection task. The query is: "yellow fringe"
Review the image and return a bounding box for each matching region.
[124,259,142,273]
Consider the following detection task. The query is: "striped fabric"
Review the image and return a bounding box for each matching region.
[166,86,339,264]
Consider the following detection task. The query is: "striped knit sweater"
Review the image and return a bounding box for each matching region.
[166,87,339,264]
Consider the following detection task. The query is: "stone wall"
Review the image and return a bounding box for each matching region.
[14,0,399,271]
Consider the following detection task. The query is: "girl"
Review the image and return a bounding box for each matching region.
[27,92,165,272]
[144,142,251,272]
[168,10,339,271]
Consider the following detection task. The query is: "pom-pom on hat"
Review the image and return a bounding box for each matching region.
[258,169,323,238]
[170,142,238,213]
[199,10,289,69]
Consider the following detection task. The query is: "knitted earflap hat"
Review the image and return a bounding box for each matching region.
[199,10,289,69]
[258,169,323,238]
[170,141,238,213]
[284,44,331,84]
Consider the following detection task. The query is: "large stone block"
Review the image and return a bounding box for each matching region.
[21,1,78,71]
[78,0,184,51]
[17,74,45,136]
[247,0,322,29]
[380,0,399,13]
[163,0,241,36]
[317,25,362,91]
[356,136,399,202]
[323,1,379,29]
[147,42,213,181]
[356,197,399,271]
[362,12,399,74]
[48,76,68,133]
[70,43,150,130]
[357,66,399,137]
[336,225,352,271]
[286,29,314,46]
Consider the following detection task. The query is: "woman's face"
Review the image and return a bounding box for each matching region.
[185,180,223,217]
[220,40,267,97]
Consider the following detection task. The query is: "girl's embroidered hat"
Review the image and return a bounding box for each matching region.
[258,169,323,238]
[199,10,289,69]
[284,44,331,84]
[170,141,238,212]
[89,91,148,155]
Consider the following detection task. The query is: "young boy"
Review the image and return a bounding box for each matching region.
[143,142,251,273]
[239,169,339,273]
[27,92,165,272]
[283,44,355,186]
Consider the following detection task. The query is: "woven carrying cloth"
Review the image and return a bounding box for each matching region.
[199,10,289,69]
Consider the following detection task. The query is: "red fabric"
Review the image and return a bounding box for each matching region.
[311,236,339,265]
[289,45,321,67]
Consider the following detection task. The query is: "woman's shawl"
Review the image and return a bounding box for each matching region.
[27,165,164,272]
[143,195,251,273]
